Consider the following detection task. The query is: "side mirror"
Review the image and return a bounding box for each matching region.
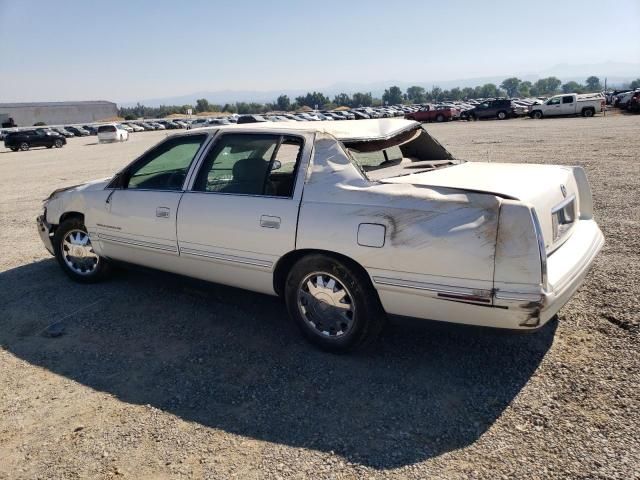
[270,160,282,171]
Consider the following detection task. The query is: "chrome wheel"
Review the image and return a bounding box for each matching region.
[61,229,99,275]
[297,272,356,337]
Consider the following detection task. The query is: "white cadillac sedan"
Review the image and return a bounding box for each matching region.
[37,119,604,351]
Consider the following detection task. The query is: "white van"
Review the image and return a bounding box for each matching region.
[97,124,129,143]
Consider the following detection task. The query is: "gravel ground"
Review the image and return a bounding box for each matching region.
[0,115,638,479]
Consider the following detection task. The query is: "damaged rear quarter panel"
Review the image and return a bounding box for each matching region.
[297,134,501,289]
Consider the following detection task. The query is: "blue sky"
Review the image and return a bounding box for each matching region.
[1,0,638,103]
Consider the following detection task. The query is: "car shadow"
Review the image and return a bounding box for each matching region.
[0,259,557,469]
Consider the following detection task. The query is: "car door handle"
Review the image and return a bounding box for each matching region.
[260,215,280,229]
[156,207,170,218]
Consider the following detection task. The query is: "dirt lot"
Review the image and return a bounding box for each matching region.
[1,115,639,479]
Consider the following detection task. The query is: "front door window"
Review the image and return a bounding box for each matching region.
[126,134,206,190]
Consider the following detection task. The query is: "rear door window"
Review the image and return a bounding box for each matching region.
[193,134,303,197]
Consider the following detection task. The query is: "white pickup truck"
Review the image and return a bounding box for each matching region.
[529,93,605,119]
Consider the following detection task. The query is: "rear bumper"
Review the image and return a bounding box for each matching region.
[373,219,604,331]
[494,219,604,328]
[539,219,604,322]
[37,215,55,255]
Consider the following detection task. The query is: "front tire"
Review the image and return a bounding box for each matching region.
[53,218,111,283]
[531,111,543,119]
[436,114,445,122]
[19,142,29,151]
[54,139,64,148]
[285,254,385,352]
[497,110,507,120]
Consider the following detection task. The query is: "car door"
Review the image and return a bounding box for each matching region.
[93,133,208,267]
[544,96,562,115]
[31,129,47,147]
[477,102,490,118]
[176,132,311,294]
[560,95,576,115]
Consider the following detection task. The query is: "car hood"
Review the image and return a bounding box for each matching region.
[47,178,111,200]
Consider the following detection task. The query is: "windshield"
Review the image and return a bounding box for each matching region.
[343,127,458,181]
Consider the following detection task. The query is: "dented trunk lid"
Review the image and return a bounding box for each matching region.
[380,162,581,253]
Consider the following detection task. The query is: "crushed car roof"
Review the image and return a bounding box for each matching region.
[198,118,421,142]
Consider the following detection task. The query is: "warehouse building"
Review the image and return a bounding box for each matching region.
[0,101,118,127]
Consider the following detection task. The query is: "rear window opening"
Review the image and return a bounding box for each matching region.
[342,127,460,181]
[98,125,117,133]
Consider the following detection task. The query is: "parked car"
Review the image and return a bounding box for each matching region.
[83,125,98,135]
[187,118,209,129]
[405,105,457,122]
[117,124,134,133]
[332,111,355,120]
[237,114,268,124]
[616,90,637,109]
[351,110,370,120]
[462,99,516,120]
[321,112,343,121]
[54,127,75,137]
[313,112,334,121]
[97,124,129,143]
[36,119,603,351]
[283,114,303,121]
[139,122,157,131]
[158,120,181,129]
[5,129,66,151]
[66,126,90,136]
[206,118,231,126]
[125,123,145,132]
[627,91,640,113]
[529,93,605,119]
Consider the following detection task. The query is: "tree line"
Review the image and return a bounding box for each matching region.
[119,75,638,118]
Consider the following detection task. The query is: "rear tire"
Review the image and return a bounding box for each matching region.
[582,108,594,117]
[54,139,64,148]
[284,254,386,352]
[436,114,445,122]
[19,142,29,151]
[53,217,111,283]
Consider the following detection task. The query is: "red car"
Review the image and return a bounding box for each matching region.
[405,105,458,122]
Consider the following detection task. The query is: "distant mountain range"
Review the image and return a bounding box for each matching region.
[120,62,639,107]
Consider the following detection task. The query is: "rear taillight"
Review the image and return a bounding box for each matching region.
[571,166,593,219]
